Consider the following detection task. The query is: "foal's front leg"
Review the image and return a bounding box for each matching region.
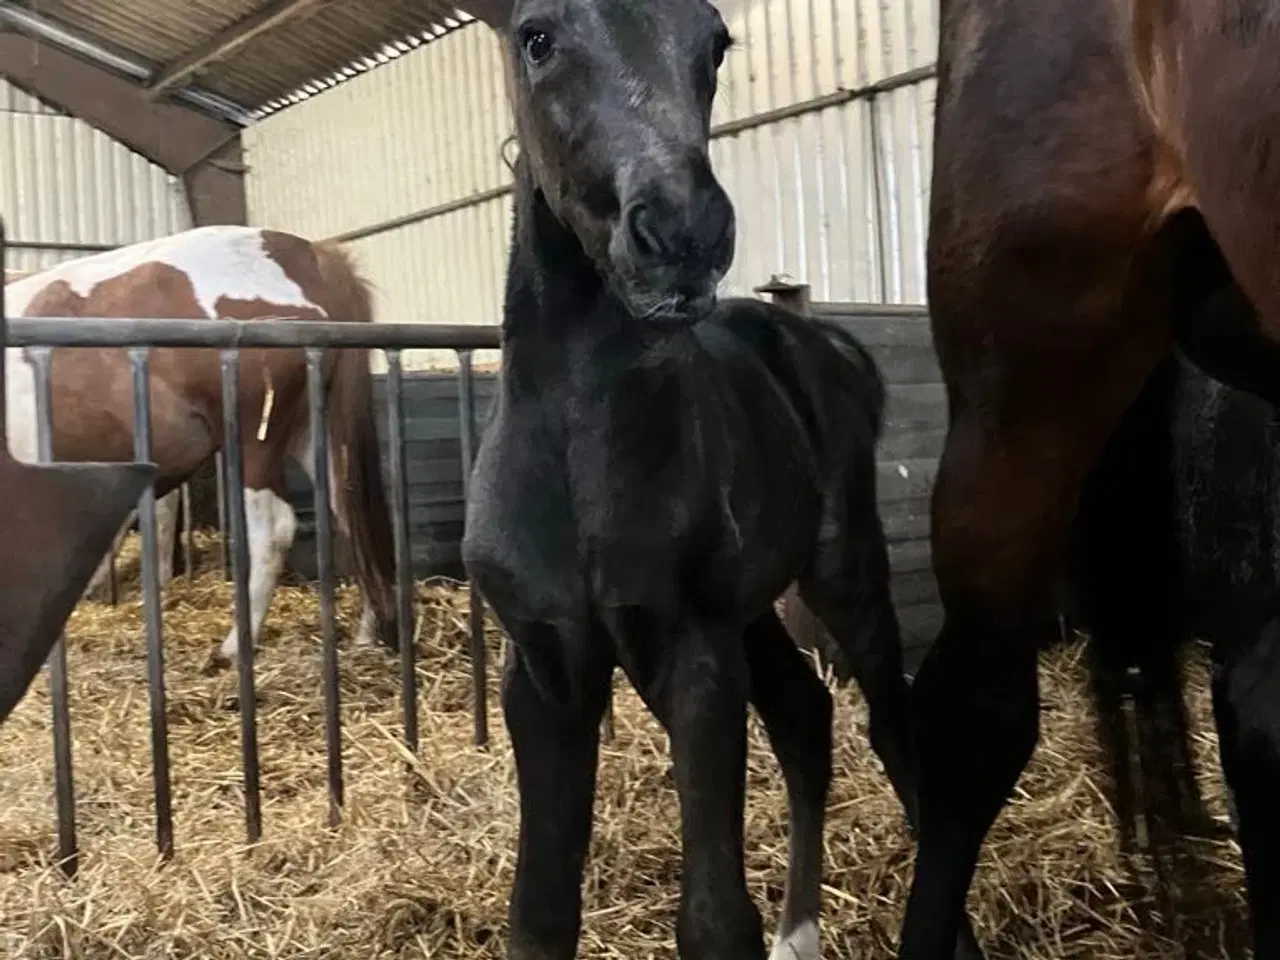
[615,610,764,960]
[503,620,613,960]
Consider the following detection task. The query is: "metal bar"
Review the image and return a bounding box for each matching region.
[386,350,419,755]
[326,184,517,245]
[181,482,196,577]
[711,64,937,140]
[9,318,502,350]
[129,348,175,860]
[306,348,344,826]
[215,451,230,581]
[220,350,262,843]
[456,351,489,748]
[29,347,77,877]
[5,240,119,254]
[320,63,939,248]
[807,302,930,318]
[866,95,891,302]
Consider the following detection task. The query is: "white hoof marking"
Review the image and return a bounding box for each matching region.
[769,919,819,960]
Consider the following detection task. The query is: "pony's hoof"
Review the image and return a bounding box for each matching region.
[203,649,234,676]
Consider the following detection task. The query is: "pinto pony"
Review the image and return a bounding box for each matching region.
[4,226,398,663]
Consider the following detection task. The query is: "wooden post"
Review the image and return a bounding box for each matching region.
[752,276,829,655]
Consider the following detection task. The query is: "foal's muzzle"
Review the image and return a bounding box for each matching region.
[611,169,736,324]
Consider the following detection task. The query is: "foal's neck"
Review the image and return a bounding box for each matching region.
[501,163,661,396]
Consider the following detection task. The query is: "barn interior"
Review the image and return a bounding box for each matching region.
[0,0,1248,957]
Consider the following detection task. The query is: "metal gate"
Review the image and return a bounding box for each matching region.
[0,222,500,875]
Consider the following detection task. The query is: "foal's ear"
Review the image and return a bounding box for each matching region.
[460,0,515,32]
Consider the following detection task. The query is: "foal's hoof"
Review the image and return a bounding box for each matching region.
[769,920,819,960]
[953,917,986,960]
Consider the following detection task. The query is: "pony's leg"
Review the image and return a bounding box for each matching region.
[501,620,613,960]
[217,482,297,663]
[1212,619,1280,958]
[353,598,379,647]
[154,488,180,589]
[742,611,831,960]
[291,422,383,649]
[84,513,133,602]
[797,475,983,960]
[611,609,763,960]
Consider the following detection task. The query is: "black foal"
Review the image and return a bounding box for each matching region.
[463,1,936,957]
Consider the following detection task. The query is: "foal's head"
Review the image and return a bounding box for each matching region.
[504,0,736,324]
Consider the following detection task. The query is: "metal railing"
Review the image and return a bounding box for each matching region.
[3,306,501,874]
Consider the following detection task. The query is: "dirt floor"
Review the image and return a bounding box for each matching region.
[0,535,1249,959]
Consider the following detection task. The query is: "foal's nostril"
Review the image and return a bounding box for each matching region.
[700,186,735,256]
[625,202,668,261]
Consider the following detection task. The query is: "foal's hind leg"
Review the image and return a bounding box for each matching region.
[797,479,983,960]
[743,611,832,960]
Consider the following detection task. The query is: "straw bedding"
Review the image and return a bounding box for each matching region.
[0,533,1247,959]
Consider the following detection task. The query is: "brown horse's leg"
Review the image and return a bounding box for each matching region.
[898,336,1163,960]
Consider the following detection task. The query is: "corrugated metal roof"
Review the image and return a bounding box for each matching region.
[3,0,474,121]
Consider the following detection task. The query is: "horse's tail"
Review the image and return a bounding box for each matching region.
[313,240,399,648]
[1070,352,1221,861]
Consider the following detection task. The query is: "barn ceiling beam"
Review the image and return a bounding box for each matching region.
[146,0,326,100]
[0,32,247,225]
[0,1,249,123]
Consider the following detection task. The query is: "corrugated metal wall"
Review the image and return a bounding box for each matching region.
[243,0,937,368]
[243,23,510,371]
[0,79,192,277]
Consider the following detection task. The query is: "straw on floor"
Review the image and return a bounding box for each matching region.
[0,533,1248,959]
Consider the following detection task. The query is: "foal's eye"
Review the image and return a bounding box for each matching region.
[521,28,555,66]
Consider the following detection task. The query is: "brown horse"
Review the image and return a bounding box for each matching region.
[4,226,398,665]
[906,1,1280,957]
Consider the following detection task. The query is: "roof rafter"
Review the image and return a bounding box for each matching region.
[0,31,246,224]
[146,0,328,100]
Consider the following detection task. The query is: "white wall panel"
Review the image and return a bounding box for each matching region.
[0,79,192,277]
